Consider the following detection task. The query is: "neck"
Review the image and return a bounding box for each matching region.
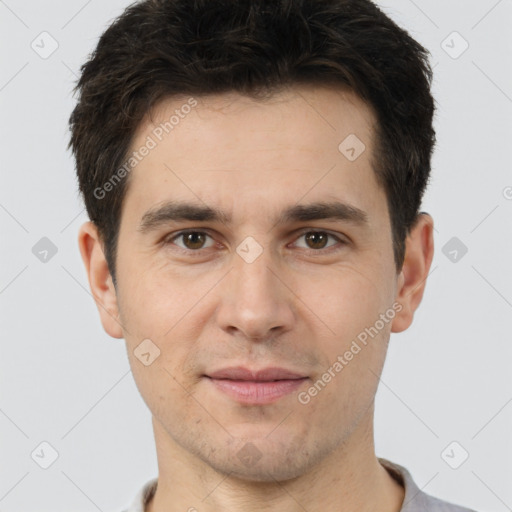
[145,407,404,512]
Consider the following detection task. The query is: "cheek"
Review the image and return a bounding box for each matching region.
[305,262,395,399]
[302,270,392,426]
[117,257,206,336]
[117,261,213,391]
[308,264,393,338]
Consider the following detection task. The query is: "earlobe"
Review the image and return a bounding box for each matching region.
[77,221,124,339]
[391,213,435,333]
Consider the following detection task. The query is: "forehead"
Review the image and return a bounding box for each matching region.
[139,85,375,152]
[120,85,381,224]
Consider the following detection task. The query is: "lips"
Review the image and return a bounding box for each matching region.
[206,366,307,381]
[204,366,309,404]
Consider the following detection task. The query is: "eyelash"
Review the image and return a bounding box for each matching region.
[162,229,347,256]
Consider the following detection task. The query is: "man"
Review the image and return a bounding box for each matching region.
[69,0,477,511]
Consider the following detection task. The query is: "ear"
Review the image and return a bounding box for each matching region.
[77,221,124,339]
[391,213,434,333]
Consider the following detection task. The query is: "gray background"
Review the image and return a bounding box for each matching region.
[1,0,511,511]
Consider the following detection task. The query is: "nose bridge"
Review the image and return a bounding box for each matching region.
[232,238,281,304]
[215,236,295,338]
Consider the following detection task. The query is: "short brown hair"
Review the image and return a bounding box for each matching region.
[68,0,436,287]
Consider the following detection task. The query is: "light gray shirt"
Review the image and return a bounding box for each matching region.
[121,457,478,512]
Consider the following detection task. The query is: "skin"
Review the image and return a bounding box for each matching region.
[78,85,434,512]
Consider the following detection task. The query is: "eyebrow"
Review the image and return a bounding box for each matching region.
[138,200,369,234]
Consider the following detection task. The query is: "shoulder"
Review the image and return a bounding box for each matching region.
[416,493,479,512]
[378,458,479,512]
[119,477,158,512]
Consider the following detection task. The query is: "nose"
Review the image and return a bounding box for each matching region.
[215,245,296,341]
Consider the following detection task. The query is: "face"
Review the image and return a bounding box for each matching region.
[80,85,430,482]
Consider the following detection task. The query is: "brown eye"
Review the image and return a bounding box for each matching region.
[183,232,206,249]
[293,231,342,251]
[166,231,215,251]
[304,232,329,249]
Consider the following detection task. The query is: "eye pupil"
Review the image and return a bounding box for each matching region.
[184,232,205,250]
[305,232,328,249]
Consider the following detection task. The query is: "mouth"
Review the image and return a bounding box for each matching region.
[203,366,309,404]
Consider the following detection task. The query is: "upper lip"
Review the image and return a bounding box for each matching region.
[206,366,307,381]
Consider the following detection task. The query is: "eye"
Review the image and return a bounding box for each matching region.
[163,229,346,254]
[165,231,216,251]
[291,230,345,252]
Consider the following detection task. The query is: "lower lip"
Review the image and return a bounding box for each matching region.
[206,377,308,404]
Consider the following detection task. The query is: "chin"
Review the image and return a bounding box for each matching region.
[199,437,319,483]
